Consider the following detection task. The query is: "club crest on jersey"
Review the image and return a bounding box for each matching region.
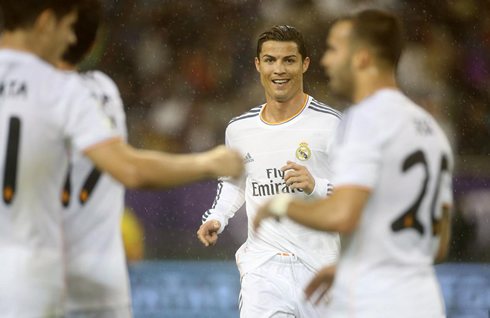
[296,141,311,161]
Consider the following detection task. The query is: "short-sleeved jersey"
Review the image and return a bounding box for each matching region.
[62,71,130,312]
[327,89,453,317]
[203,95,341,276]
[0,50,120,317]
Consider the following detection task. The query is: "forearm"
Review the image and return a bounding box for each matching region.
[434,206,451,264]
[202,177,246,233]
[283,188,369,233]
[287,198,350,233]
[124,148,212,189]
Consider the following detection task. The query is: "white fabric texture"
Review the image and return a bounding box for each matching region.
[327,89,453,317]
[203,95,341,276]
[0,49,120,317]
[63,71,131,313]
[239,254,328,318]
[202,95,341,316]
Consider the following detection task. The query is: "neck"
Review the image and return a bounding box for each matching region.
[0,30,51,63]
[263,90,306,123]
[353,66,398,104]
[57,61,78,71]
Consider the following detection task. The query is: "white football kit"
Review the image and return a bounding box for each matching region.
[203,94,342,317]
[0,50,120,317]
[62,71,131,317]
[327,89,453,318]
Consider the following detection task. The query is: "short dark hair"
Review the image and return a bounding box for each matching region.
[341,9,404,68]
[0,0,81,31]
[257,25,307,61]
[62,0,101,65]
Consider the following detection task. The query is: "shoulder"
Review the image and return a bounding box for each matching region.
[227,104,263,126]
[306,97,343,121]
[80,70,121,99]
[47,71,92,107]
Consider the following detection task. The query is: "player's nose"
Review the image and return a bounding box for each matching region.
[274,62,286,74]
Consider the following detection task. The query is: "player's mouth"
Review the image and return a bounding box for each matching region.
[272,79,290,87]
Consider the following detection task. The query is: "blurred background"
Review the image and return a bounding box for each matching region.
[83,0,489,316]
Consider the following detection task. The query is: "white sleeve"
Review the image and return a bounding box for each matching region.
[201,130,246,234]
[63,84,121,153]
[308,177,334,198]
[332,108,390,189]
[308,116,340,198]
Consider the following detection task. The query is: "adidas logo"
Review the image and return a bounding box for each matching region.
[244,152,254,164]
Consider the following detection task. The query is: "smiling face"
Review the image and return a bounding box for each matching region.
[320,20,356,102]
[255,41,310,103]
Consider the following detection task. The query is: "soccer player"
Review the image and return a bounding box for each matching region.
[254,10,453,318]
[197,25,342,317]
[0,1,242,317]
[57,1,131,317]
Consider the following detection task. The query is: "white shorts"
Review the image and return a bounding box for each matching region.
[239,254,328,318]
[64,306,132,318]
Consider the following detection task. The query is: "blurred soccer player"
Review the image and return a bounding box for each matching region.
[57,0,131,317]
[255,9,453,318]
[197,25,341,317]
[0,0,242,316]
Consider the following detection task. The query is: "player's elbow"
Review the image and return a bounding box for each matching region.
[334,208,360,234]
[121,174,144,189]
[112,166,147,189]
[336,218,357,234]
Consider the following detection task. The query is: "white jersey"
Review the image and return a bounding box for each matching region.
[328,89,453,317]
[62,71,130,313]
[203,94,341,276]
[0,50,120,317]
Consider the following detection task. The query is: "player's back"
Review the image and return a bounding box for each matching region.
[330,89,452,316]
[62,70,130,313]
[0,50,119,317]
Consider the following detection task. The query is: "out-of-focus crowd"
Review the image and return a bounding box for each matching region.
[87,0,489,157]
[82,0,490,261]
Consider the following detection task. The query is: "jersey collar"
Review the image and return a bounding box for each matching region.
[260,94,309,126]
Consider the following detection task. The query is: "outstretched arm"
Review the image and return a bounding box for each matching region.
[254,187,370,234]
[85,140,243,189]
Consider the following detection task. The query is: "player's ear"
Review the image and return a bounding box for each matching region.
[35,9,58,33]
[302,57,310,73]
[353,48,370,70]
[254,57,261,73]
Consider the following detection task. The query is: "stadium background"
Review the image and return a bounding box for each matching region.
[85,0,489,317]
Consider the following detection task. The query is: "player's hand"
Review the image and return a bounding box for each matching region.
[203,145,243,179]
[253,201,279,230]
[197,220,221,247]
[305,264,336,305]
[281,161,315,195]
